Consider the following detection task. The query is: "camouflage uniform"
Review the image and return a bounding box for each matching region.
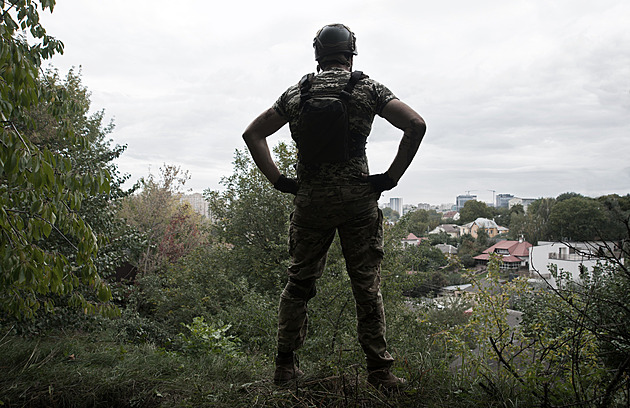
[272,68,397,369]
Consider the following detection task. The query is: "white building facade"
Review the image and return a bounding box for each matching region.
[529,241,621,288]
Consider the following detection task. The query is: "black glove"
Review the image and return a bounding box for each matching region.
[274,174,298,195]
[366,172,397,193]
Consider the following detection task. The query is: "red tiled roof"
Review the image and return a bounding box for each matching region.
[403,233,419,240]
[482,240,532,257]
[474,253,522,263]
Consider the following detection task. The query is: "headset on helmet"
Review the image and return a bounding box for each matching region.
[313,24,358,61]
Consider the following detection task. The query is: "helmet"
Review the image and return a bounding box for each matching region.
[313,24,357,61]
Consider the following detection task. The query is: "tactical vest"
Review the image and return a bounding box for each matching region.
[295,70,365,165]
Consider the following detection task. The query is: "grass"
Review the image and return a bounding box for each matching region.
[0,297,582,408]
[1,329,252,407]
[0,326,474,408]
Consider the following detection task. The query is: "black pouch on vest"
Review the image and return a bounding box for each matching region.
[296,71,363,165]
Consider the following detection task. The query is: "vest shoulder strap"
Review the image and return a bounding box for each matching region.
[340,70,364,100]
[299,73,315,107]
[299,70,366,105]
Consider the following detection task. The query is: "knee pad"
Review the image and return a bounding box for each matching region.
[285,278,317,300]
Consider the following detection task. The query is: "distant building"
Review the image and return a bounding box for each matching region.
[401,232,426,247]
[529,241,623,288]
[390,197,402,215]
[495,193,514,209]
[435,243,458,255]
[456,194,476,211]
[417,203,431,211]
[461,217,509,239]
[181,193,209,218]
[474,239,533,270]
[429,224,461,238]
[402,204,416,215]
[509,197,536,212]
[441,211,460,221]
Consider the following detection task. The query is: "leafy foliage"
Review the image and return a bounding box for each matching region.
[547,196,608,241]
[395,208,442,237]
[178,316,241,356]
[118,164,193,274]
[399,242,448,273]
[204,143,296,294]
[459,199,493,223]
[381,206,399,222]
[1,2,121,319]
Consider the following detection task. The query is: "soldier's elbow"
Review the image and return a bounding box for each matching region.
[407,117,426,143]
[411,117,426,135]
[242,130,256,146]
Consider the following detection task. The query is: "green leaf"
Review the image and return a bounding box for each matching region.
[42,222,52,238]
[30,199,43,214]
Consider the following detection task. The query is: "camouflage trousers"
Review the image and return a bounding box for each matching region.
[277,183,394,369]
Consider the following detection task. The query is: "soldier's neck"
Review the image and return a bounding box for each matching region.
[321,64,351,72]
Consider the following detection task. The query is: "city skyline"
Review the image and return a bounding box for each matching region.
[380,190,539,210]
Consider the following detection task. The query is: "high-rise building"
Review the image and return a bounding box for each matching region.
[456,194,476,211]
[402,204,417,215]
[181,193,209,218]
[389,197,402,215]
[509,197,537,212]
[496,193,514,209]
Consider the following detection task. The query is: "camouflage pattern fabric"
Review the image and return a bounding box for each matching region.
[273,68,397,184]
[277,185,394,369]
[273,69,397,369]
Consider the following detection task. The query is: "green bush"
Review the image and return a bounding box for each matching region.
[178,316,241,357]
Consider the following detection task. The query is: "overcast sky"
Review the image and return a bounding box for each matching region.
[40,0,630,207]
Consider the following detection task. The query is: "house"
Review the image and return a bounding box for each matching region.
[435,243,458,255]
[441,211,460,221]
[461,217,509,239]
[529,241,623,288]
[474,239,533,270]
[428,224,461,238]
[438,283,473,299]
[401,232,427,247]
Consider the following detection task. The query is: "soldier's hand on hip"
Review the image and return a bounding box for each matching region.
[365,172,397,193]
[274,174,299,195]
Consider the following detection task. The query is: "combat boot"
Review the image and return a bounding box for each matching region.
[273,352,303,385]
[367,367,406,390]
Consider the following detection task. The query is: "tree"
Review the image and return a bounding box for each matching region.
[459,200,493,224]
[118,164,191,274]
[381,207,399,222]
[205,143,296,293]
[523,203,630,406]
[597,194,630,240]
[445,254,618,407]
[1,2,115,319]
[491,206,511,230]
[522,197,555,244]
[457,233,488,268]
[396,208,442,237]
[30,68,140,280]
[428,230,457,246]
[399,241,447,273]
[157,203,206,264]
[547,196,607,241]
[556,191,583,202]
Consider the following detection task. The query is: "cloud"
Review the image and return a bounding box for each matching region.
[40,0,630,205]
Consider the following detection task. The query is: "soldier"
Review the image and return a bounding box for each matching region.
[242,23,425,388]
